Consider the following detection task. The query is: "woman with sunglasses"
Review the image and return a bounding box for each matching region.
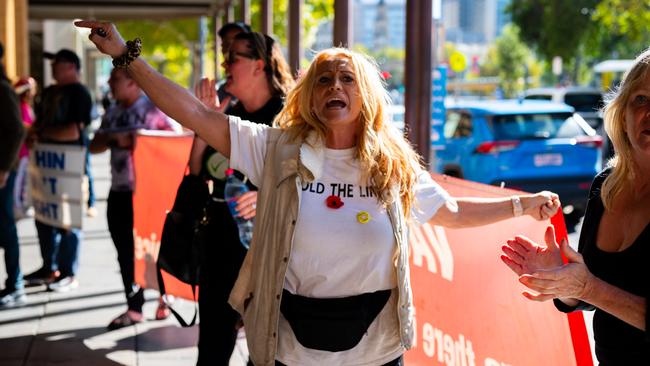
[189,31,294,365]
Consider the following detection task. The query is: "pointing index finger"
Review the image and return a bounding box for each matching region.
[74,20,101,29]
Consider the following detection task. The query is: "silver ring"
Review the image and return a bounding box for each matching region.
[252,203,257,209]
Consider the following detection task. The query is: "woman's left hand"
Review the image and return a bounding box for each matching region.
[523,191,560,220]
[518,239,594,302]
[234,191,258,220]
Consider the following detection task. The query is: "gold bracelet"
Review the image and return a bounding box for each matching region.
[112,38,142,69]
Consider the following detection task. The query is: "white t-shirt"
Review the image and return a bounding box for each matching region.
[229,117,451,365]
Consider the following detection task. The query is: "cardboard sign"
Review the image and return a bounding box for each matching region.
[29,143,87,229]
[405,174,593,366]
[132,131,195,300]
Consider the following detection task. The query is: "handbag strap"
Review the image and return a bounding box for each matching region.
[156,261,198,327]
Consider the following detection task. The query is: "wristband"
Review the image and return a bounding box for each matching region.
[511,195,523,217]
[112,38,142,69]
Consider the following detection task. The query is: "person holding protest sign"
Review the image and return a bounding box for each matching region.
[0,42,28,309]
[189,30,294,365]
[501,48,650,364]
[76,20,560,365]
[90,67,175,330]
[25,49,92,292]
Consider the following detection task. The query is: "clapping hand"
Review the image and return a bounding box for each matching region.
[501,225,563,276]
[501,225,594,302]
[194,78,231,113]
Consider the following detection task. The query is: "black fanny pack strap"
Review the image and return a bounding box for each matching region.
[156,262,198,327]
[280,289,392,352]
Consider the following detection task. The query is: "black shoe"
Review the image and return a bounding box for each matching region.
[24,267,60,286]
[0,288,26,309]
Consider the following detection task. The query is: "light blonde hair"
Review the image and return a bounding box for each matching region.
[275,48,422,215]
[601,47,650,210]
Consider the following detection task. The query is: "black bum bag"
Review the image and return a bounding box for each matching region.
[280,289,392,352]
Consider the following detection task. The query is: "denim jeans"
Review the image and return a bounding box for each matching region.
[34,220,82,278]
[84,136,95,208]
[0,172,23,291]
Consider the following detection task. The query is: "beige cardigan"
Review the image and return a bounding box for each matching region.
[228,126,415,366]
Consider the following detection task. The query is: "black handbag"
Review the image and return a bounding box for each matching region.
[157,174,209,327]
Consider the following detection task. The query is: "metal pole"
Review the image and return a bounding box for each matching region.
[404,0,432,165]
[289,0,303,74]
[261,0,273,35]
[214,10,223,80]
[239,0,250,24]
[226,1,235,23]
[333,0,352,47]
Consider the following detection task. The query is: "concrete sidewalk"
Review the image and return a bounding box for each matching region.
[0,151,248,366]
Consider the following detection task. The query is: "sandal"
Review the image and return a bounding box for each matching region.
[155,301,171,320]
[107,311,143,331]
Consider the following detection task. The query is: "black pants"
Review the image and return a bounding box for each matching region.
[107,190,144,313]
[196,201,248,366]
[275,355,403,366]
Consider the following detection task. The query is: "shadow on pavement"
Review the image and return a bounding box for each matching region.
[0,324,197,365]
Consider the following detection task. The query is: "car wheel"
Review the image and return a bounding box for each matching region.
[443,165,464,179]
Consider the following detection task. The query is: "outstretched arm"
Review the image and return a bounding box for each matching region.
[430,191,560,228]
[74,20,231,158]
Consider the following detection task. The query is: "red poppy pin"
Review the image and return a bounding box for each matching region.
[325,195,344,209]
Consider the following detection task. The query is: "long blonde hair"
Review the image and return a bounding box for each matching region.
[275,48,422,215]
[601,48,650,209]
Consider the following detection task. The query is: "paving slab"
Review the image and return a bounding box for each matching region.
[1,151,248,366]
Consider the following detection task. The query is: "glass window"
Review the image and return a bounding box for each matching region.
[444,111,473,138]
[490,113,585,140]
[564,93,604,113]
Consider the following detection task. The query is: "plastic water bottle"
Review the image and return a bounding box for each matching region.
[224,168,253,249]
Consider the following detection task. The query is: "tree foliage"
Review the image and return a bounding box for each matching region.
[587,0,650,58]
[508,0,650,84]
[114,1,335,87]
[493,24,530,98]
[508,0,599,63]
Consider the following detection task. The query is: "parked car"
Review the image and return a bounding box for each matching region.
[523,87,604,129]
[435,99,602,229]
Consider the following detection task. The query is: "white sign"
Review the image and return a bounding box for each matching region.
[29,143,87,229]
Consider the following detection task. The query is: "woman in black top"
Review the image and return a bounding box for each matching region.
[188,32,294,365]
[501,48,650,364]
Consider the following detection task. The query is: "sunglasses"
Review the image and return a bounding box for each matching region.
[224,51,257,65]
[225,33,275,67]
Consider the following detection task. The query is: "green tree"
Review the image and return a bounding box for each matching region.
[587,0,650,58]
[508,0,599,82]
[116,18,205,87]
[493,24,530,97]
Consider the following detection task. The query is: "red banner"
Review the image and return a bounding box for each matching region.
[131,134,593,363]
[132,131,195,300]
[405,174,593,366]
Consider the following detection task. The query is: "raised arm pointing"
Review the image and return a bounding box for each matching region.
[74,20,232,157]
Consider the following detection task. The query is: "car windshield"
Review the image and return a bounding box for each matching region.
[564,93,603,113]
[490,113,585,140]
